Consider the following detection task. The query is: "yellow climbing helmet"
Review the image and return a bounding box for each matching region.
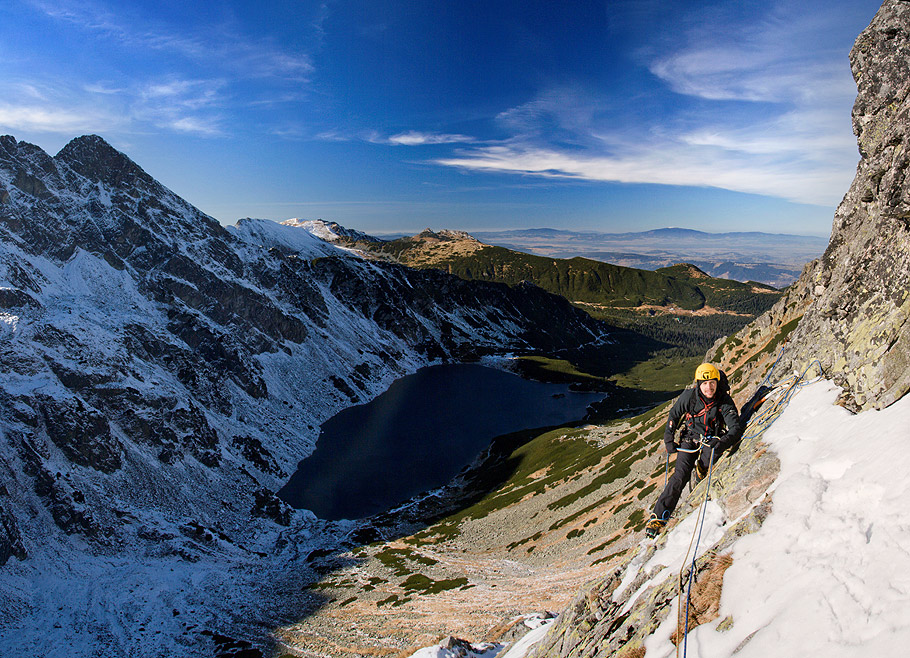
[694,363,720,382]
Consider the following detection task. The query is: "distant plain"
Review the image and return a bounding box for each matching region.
[465,227,828,288]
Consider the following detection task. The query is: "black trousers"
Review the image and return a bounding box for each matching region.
[653,441,719,520]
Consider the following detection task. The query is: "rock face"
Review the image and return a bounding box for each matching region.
[0,135,609,656]
[768,0,910,411]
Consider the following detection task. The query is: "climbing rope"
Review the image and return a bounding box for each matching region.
[676,438,716,658]
[741,359,825,443]
[760,344,787,389]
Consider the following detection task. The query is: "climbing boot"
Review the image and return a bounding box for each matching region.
[645,514,667,539]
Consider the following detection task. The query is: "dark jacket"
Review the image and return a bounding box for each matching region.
[663,383,742,452]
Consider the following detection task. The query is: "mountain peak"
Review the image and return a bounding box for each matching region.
[55,134,153,188]
[661,262,710,278]
[412,228,479,243]
[281,218,383,243]
[63,134,113,150]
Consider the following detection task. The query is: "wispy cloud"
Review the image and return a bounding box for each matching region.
[140,78,225,110]
[0,103,120,135]
[434,78,858,207]
[167,116,223,136]
[649,45,855,108]
[132,77,227,136]
[9,0,319,140]
[315,130,476,146]
[495,86,603,141]
[436,138,852,207]
[0,75,226,138]
[28,0,208,60]
[385,131,474,146]
[82,82,124,95]
[0,80,125,134]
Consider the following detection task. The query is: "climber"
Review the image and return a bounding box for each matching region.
[645,363,742,539]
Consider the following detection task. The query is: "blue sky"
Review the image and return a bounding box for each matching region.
[0,0,884,236]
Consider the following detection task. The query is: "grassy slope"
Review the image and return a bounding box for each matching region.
[379,240,781,312]
[363,237,778,309]
[434,248,708,309]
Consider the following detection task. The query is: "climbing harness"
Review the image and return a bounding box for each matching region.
[682,398,718,438]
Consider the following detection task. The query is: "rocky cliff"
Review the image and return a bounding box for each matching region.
[0,135,610,656]
[765,0,910,411]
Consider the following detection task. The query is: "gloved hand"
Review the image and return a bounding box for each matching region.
[703,436,721,450]
[665,442,678,454]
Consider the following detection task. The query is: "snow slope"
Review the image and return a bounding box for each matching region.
[646,380,910,657]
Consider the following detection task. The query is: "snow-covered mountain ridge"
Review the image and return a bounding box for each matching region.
[0,134,609,655]
[279,217,384,245]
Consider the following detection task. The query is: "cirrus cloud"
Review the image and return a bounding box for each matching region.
[430,3,864,209]
[436,132,854,208]
[385,131,475,146]
[0,103,121,135]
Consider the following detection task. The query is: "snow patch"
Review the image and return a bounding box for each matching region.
[228,217,344,259]
[644,501,725,577]
[499,618,556,658]
[405,616,556,658]
[408,639,503,658]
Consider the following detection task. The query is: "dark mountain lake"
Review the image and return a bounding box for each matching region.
[278,363,604,520]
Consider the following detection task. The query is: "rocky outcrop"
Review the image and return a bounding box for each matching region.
[699,0,910,412]
[704,260,816,405]
[0,500,26,565]
[760,0,910,411]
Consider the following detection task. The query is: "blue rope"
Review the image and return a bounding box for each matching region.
[682,443,716,658]
[760,345,786,388]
